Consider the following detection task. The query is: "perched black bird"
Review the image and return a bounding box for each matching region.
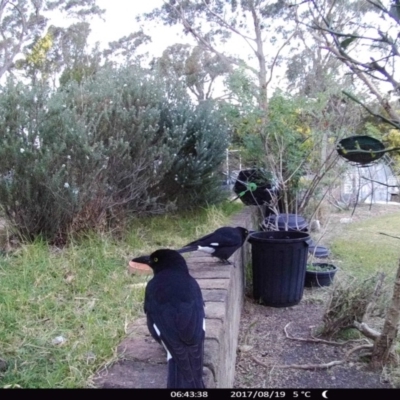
[131,249,205,389]
[177,226,249,265]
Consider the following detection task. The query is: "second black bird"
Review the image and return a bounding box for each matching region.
[177,226,249,265]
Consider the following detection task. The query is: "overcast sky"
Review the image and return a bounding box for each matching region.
[88,0,194,57]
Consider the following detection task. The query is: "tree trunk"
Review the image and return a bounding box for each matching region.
[249,1,268,116]
[370,257,400,369]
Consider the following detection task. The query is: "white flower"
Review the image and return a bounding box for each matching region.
[61,164,66,168]
[64,182,70,189]
[67,155,71,159]
[20,148,25,153]
[52,336,67,346]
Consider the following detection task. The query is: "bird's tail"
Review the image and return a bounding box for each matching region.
[167,359,205,389]
[176,245,198,254]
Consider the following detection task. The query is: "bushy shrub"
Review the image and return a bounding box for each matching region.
[0,67,228,242]
[158,100,229,208]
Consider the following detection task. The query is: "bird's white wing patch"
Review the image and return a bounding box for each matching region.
[203,318,206,332]
[210,242,219,246]
[198,246,215,254]
[161,340,172,361]
[153,323,172,361]
[153,323,161,337]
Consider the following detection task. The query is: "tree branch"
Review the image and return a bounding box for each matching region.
[200,0,257,51]
[266,29,297,86]
[342,90,400,129]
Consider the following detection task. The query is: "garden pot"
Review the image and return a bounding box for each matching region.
[308,245,330,258]
[248,231,310,307]
[304,263,337,287]
[336,135,386,165]
[262,213,308,232]
[233,169,280,212]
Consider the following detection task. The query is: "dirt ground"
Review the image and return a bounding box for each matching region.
[234,203,400,389]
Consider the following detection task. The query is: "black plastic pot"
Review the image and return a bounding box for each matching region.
[305,263,337,287]
[308,245,330,258]
[262,213,308,232]
[233,169,280,211]
[248,231,310,307]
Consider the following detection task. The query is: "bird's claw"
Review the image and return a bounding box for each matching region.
[219,258,235,267]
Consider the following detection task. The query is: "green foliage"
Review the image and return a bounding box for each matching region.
[0,66,229,242]
[306,263,336,272]
[0,0,104,80]
[158,100,229,208]
[154,44,231,102]
[103,31,152,66]
[228,92,311,211]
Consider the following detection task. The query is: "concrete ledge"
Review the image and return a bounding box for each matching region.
[93,207,253,388]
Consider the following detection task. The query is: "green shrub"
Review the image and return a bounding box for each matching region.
[158,100,229,208]
[0,67,228,242]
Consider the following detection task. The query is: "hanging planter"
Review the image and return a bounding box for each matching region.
[305,263,337,288]
[336,135,400,165]
[336,135,386,165]
[233,169,279,208]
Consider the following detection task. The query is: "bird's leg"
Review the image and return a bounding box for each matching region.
[219,258,235,267]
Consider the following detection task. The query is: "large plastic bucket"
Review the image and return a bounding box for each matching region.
[248,231,310,307]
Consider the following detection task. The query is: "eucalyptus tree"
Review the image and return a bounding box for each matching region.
[103,31,152,66]
[0,0,104,80]
[17,21,102,86]
[153,43,231,102]
[293,0,400,129]
[143,0,299,114]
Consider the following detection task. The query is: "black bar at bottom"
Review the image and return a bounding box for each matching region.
[1,389,398,399]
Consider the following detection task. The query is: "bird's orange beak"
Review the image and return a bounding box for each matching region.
[128,260,152,275]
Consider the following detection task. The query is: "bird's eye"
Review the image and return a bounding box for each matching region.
[153,257,158,262]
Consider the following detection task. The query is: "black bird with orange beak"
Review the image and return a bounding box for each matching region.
[131,249,205,389]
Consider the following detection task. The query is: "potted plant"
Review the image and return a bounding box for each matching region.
[305,262,338,288]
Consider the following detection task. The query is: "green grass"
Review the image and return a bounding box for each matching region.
[328,209,400,387]
[330,212,400,280]
[0,201,243,388]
